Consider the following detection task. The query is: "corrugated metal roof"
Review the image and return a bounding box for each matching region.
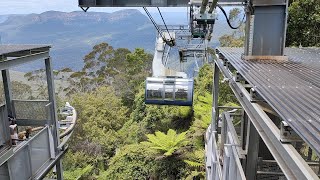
[217,47,320,154]
[0,45,51,56]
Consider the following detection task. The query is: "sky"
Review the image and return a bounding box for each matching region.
[0,0,187,15]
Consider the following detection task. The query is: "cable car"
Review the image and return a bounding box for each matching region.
[145,77,194,106]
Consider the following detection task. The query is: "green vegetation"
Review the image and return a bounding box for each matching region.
[287,0,320,47]
[219,8,245,47]
[142,129,189,156]
[47,41,236,179]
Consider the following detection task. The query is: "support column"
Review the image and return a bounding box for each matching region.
[2,69,14,117]
[245,120,260,180]
[45,57,63,180]
[244,6,252,56]
[212,63,219,132]
[240,110,248,150]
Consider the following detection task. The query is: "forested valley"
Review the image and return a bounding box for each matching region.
[52,42,237,179]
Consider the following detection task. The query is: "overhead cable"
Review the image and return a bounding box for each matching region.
[157,7,174,44]
[217,4,245,29]
[143,7,165,40]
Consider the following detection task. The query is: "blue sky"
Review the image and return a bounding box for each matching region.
[0,0,187,15]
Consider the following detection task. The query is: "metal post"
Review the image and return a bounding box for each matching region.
[240,110,248,151]
[245,120,259,180]
[212,63,219,131]
[2,69,14,117]
[244,6,252,56]
[45,57,63,180]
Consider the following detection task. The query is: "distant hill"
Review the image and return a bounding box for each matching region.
[0,9,235,71]
[0,10,155,71]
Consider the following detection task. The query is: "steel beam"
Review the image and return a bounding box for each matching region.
[1,70,13,117]
[212,63,219,131]
[0,51,49,72]
[245,121,259,180]
[45,57,63,180]
[215,58,319,180]
[16,119,47,126]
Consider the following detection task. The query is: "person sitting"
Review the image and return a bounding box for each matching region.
[9,124,18,145]
[25,127,32,139]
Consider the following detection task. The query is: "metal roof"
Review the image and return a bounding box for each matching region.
[0,45,51,57]
[217,47,320,154]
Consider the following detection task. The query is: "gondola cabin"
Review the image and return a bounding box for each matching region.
[145,77,194,106]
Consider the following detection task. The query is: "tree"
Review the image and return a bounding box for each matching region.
[64,43,153,107]
[142,129,189,157]
[70,86,129,161]
[0,81,32,104]
[286,0,320,47]
[64,165,94,180]
[98,144,158,180]
[24,69,48,99]
[219,8,245,47]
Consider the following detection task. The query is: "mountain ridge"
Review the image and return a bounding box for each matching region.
[0,9,234,71]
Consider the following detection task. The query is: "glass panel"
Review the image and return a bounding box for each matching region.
[175,85,188,101]
[164,85,174,100]
[146,83,163,100]
[9,146,32,180]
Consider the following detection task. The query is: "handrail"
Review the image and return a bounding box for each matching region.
[59,107,77,139]
[58,105,77,149]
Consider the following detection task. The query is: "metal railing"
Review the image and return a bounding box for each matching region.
[206,123,222,179]
[12,99,50,126]
[0,104,10,146]
[0,126,54,180]
[206,110,246,180]
[220,112,246,180]
[13,100,49,120]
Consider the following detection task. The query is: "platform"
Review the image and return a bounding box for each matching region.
[0,45,50,57]
[217,47,320,155]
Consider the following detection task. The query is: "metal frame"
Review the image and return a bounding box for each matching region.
[213,56,319,179]
[0,45,65,180]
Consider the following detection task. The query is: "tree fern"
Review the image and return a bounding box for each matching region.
[141,129,189,156]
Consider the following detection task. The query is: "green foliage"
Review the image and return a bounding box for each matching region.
[131,88,193,133]
[219,8,245,47]
[62,43,239,179]
[142,129,189,156]
[64,43,152,107]
[64,165,93,180]
[184,149,206,179]
[184,149,205,168]
[70,86,129,160]
[219,34,244,47]
[287,0,320,47]
[98,144,157,179]
[24,69,48,99]
[0,81,32,104]
[63,151,103,171]
[192,92,213,139]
